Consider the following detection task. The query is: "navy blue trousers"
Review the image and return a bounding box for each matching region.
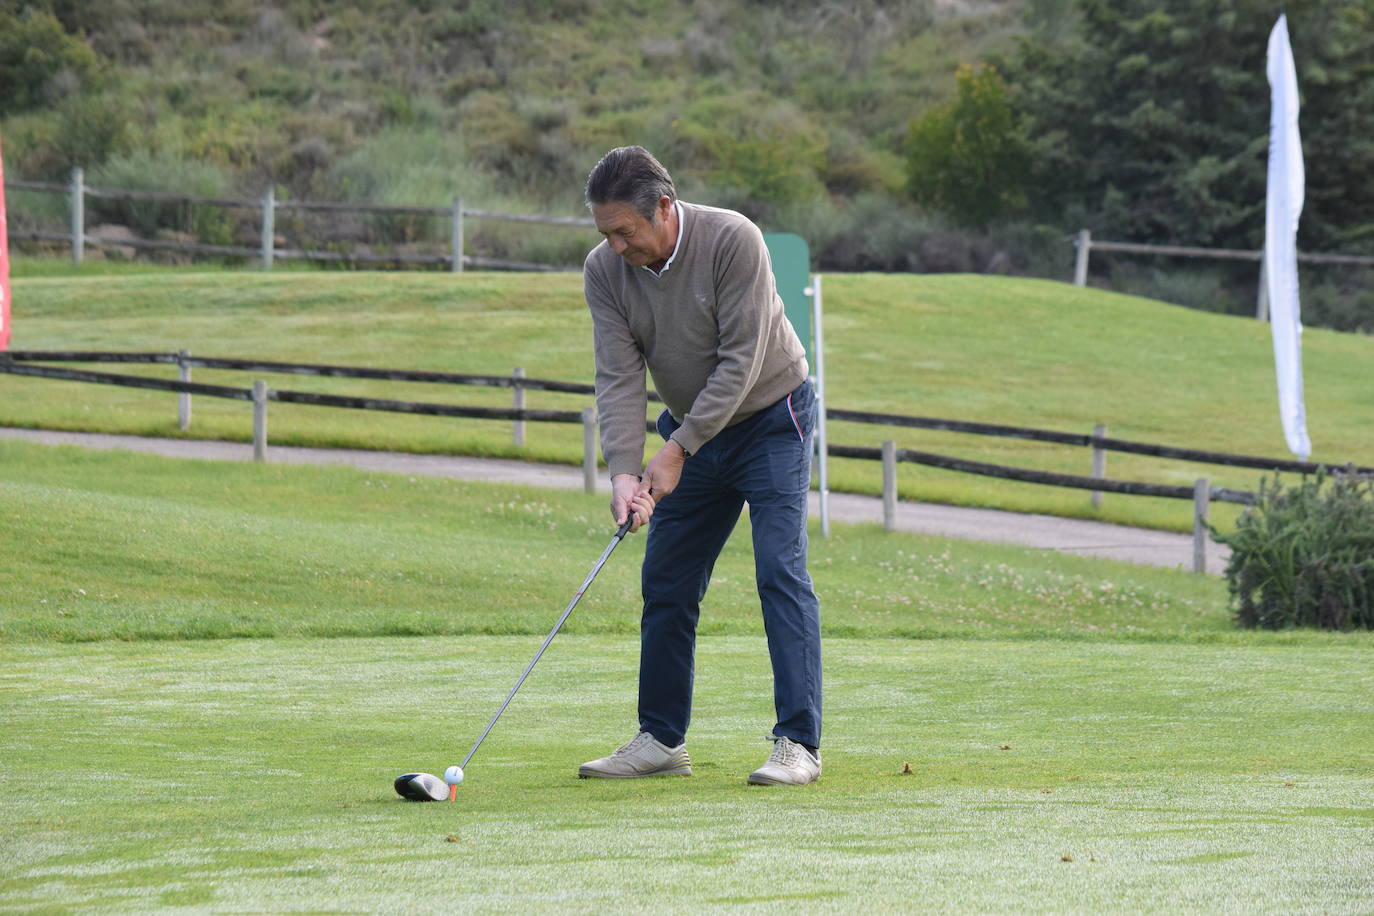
[639,380,822,749]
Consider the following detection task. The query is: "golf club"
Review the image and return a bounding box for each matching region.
[395,518,635,801]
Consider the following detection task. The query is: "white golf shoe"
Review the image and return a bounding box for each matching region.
[578,732,692,778]
[747,735,821,786]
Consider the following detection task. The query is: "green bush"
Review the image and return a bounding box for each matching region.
[673,91,829,221]
[1214,470,1374,630]
[0,9,104,116]
[1304,268,1374,334]
[327,127,487,248]
[9,93,134,179]
[89,150,233,245]
[906,63,1029,228]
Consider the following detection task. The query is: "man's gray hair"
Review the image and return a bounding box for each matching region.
[584,146,677,222]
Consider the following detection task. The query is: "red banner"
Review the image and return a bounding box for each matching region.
[0,136,9,351]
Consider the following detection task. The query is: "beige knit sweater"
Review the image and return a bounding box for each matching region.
[584,202,808,479]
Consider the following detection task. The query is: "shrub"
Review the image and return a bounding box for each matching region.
[328,126,485,211]
[89,150,233,245]
[673,91,829,221]
[1213,470,1374,630]
[1304,268,1374,334]
[769,193,926,273]
[38,94,135,178]
[906,63,1029,228]
[0,9,104,116]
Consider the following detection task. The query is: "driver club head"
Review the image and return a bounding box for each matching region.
[394,772,448,802]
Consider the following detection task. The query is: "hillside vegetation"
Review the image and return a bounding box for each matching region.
[4,269,1371,532]
[1,1,1028,268]
[5,0,1370,325]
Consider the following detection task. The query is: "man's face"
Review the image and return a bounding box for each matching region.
[592,197,674,268]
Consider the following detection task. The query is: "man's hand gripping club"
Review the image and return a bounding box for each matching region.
[611,440,687,533]
[611,475,656,533]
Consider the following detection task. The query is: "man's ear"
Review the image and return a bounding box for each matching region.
[655,195,673,224]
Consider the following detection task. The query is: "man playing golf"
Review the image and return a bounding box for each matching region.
[577,146,822,786]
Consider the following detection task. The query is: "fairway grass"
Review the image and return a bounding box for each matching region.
[2,439,1237,644]
[2,637,1371,913]
[3,431,1371,912]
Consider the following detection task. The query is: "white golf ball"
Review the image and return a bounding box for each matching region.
[444,765,464,786]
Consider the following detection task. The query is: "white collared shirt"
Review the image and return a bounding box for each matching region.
[642,200,684,278]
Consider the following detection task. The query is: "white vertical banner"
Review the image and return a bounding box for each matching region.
[1265,14,1311,460]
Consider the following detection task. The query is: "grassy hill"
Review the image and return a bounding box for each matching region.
[3,268,1371,531]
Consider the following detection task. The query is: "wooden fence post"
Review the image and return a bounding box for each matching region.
[512,367,526,447]
[1193,478,1210,574]
[581,405,597,494]
[70,167,84,266]
[1091,423,1107,508]
[882,440,897,531]
[451,196,464,273]
[260,187,275,270]
[177,349,192,430]
[1073,228,1091,286]
[253,380,268,462]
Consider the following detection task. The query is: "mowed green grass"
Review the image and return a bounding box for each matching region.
[3,267,1373,911]
[1,439,1238,643]
[2,637,1371,912]
[5,267,1373,531]
[2,442,1372,912]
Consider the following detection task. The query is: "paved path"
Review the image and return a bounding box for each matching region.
[1,427,1230,573]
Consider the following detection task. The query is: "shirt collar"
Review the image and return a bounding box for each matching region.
[642,201,684,277]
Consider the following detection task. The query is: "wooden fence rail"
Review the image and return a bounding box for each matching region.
[5,351,599,394]
[9,351,1372,572]
[830,443,1255,505]
[8,352,1369,477]
[1070,229,1374,319]
[4,170,596,272]
[6,352,1367,479]
[0,358,609,492]
[0,359,587,421]
[1081,235,1374,268]
[0,360,255,400]
[827,406,1373,476]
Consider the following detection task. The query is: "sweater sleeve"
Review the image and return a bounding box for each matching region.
[669,221,774,456]
[584,256,648,479]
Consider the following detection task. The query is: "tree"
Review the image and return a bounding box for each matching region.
[1004,0,1374,253]
[1290,1,1374,251]
[905,63,1029,228]
[0,9,102,116]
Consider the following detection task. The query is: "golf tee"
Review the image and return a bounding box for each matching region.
[449,784,457,802]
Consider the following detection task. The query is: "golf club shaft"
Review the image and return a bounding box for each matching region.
[460,519,633,770]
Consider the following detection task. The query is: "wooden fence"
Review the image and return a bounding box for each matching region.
[1071,229,1374,320]
[6,350,1371,571]
[4,169,596,271]
[0,353,612,492]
